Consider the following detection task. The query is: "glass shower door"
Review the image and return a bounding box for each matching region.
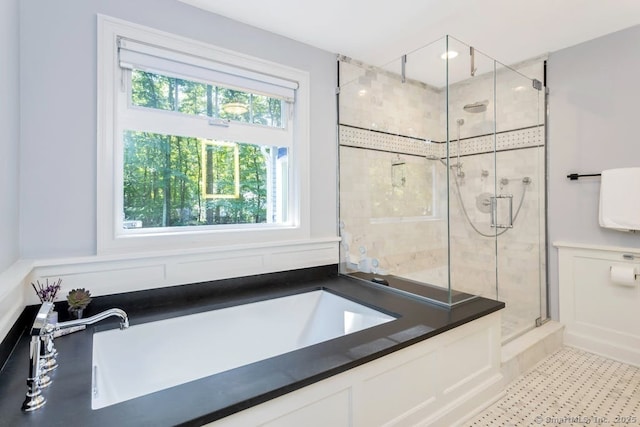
[494,62,546,341]
[445,37,499,306]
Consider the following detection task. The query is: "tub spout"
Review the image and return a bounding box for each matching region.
[57,308,129,331]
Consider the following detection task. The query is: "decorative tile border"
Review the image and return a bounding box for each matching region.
[339,125,439,158]
[452,125,545,157]
[339,124,545,158]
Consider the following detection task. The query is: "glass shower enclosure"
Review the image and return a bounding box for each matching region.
[338,36,546,342]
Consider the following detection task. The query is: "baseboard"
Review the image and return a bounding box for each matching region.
[450,389,507,427]
[417,373,505,427]
[564,331,640,368]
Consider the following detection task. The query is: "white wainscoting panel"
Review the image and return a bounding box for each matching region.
[0,260,34,342]
[556,242,640,367]
[442,326,495,396]
[261,389,351,427]
[360,351,438,426]
[24,239,339,305]
[206,311,503,427]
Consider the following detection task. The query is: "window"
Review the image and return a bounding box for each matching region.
[98,17,310,253]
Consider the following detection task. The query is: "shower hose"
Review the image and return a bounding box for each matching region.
[451,172,527,238]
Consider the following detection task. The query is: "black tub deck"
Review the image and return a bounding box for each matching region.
[0,266,503,427]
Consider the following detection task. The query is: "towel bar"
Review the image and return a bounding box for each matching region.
[567,173,601,180]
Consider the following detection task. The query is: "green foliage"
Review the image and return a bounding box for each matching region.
[67,288,92,310]
[123,70,283,229]
[131,70,283,126]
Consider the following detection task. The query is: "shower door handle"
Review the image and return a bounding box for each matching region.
[490,194,514,229]
[490,196,496,228]
[505,194,514,228]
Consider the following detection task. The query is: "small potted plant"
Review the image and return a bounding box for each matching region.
[31,278,62,303]
[66,288,92,319]
[31,278,62,323]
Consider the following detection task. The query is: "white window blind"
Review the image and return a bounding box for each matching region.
[117,37,298,102]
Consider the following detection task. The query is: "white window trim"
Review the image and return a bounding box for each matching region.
[118,37,298,102]
[97,15,310,255]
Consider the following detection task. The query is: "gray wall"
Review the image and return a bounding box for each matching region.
[547,24,640,319]
[19,0,337,258]
[0,0,20,271]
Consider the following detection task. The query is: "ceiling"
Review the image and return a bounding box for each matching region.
[178,0,640,86]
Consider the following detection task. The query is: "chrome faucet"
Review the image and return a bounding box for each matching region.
[56,308,129,331]
[22,302,129,412]
[21,302,54,411]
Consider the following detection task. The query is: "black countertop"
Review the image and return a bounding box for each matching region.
[0,266,504,427]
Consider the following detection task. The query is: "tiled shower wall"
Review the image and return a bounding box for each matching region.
[339,56,442,141]
[339,56,546,341]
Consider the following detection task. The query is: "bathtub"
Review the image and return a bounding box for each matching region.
[0,270,506,426]
[91,289,396,409]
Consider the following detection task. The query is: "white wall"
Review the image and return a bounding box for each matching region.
[18,0,337,258]
[547,24,640,319]
[0,0,20,272]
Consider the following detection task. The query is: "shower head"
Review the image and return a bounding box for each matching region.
[463,100,488,113]
[456,118,465,126]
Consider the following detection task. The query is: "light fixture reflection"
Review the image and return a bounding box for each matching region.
[440,50,459,60]
[222,102,248,115]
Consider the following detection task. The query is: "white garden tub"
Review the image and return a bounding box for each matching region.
[91,290,396,409]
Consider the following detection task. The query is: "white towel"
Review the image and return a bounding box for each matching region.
[599,167,640,231]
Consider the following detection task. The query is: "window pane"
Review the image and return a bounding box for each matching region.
[123,130,288,229]
[130,70,284,128]
[251,94,283,127]
[177,79,208,117]
[203,142,239,198]
[131,71,176,112]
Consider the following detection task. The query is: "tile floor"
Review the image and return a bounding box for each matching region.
[466,346,640,426]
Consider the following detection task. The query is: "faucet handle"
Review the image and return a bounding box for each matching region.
[30,302,54,336]
[40,329,58,374]
[36,304,59,380]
